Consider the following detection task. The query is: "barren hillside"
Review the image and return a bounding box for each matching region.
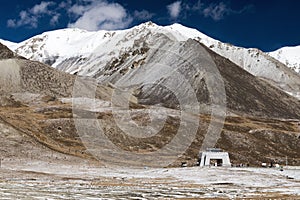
[0,41,299,167]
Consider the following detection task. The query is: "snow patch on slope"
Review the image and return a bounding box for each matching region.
[269,46,300,73]
[0,39,18,50]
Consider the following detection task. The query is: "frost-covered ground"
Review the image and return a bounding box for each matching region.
[0,161,299,199]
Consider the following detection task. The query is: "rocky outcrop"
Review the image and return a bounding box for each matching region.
[0,43,15,59]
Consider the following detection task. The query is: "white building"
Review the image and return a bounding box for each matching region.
[199,148,231,167]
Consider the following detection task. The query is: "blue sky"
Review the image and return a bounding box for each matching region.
[0,0,299,51]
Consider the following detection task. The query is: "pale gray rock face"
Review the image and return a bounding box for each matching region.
[0,58,75,97]
[100,36,225,112]
[71,34,300,119]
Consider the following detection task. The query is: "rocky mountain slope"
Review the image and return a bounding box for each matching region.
[2,22,300,99]
[0,39,299,167]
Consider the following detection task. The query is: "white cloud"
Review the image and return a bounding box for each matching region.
[68,4,87,16]
[133,10,154,21]
[6,0,253,30]
[203,2,228,21]
[186,1,253,21]
[50,14,60,26]
[167,1,182,19]
[59,0,72,9]
[7,19,16,28]
[7,1,56,28]
[185,0,203,11]
[31,1,55,15]
[68,1,133,31]
[7,10,38,28]
[7,0,134,30]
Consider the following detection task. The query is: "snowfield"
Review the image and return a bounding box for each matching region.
[269,45,300,73]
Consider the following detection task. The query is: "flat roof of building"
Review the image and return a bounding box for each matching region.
[205,148,223,152]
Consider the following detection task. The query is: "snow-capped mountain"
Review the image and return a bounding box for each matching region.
[269,46,300,73]
[2,22,300,99]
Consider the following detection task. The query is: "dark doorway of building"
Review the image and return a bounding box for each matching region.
[210,159,223,166]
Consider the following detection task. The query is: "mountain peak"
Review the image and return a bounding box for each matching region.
[139,21,158,27]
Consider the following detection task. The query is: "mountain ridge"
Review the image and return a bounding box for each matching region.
[1,22,299,100]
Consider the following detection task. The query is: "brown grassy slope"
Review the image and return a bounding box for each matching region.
[0,97,299,167]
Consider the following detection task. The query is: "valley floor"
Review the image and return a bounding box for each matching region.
[0,160,299,199]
